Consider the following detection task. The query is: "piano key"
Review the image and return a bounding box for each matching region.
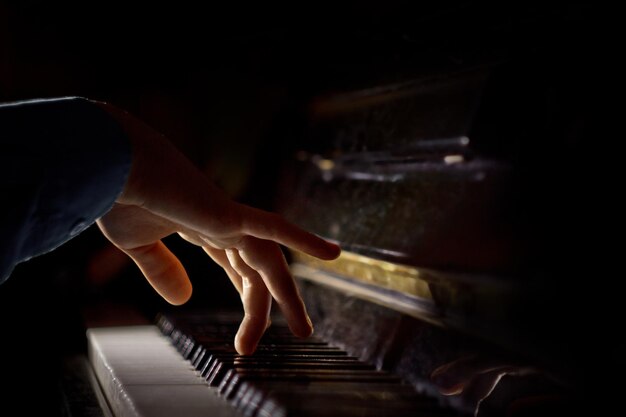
[87,325,240,417]
[218,368,403,400]
[260,394,448,417]
[244,381,449,417]
[207,359,374,387]
[200,349,351,380]
[91,313,461,416]
[233,379,429,414]
[158,312,446,415]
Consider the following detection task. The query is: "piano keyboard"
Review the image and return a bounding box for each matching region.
[88,312,457,417]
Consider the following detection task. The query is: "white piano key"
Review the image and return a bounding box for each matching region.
[88,325,240,417]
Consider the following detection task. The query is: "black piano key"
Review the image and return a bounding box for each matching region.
[205,353,359,385]
[256,397,286,417]
[236,380,422,395]
[263,388,440,408]
[234,384,259,417]
[190,346,206,369]
[178,336,196,359]
[279,403,447,417]
[156,313,459,417]
[208,359,374,387]
[248,383,448,417]
[225,374,406,405]
[236,379,427,415]
[201,348,351,380]
[219,368,402,401]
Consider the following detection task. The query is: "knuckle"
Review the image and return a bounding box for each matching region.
[239,235,255,249]
[220,203,243,230]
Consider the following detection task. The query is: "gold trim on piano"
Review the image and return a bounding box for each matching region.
[290,249,523,341]
[289,250,433,300]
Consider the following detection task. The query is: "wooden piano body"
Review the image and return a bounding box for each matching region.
[0,3,619,416]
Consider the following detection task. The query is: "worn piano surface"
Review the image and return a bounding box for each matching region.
[1,3,619,417]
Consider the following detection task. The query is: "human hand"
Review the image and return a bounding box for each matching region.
[431,354,535,416]
[94,102,341,355]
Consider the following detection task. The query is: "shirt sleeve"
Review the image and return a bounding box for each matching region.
[0,96,132,283]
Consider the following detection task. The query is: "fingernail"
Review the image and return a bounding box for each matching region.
[306,314,314,336]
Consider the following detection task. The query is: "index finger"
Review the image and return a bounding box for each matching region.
[236,237,313,339]
[239,206,341,261]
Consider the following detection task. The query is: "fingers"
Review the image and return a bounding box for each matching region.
[226,249,272,355]
[236,237,313,339]
[431,355,519,396]
[203,246,243,294]
[431,354,488,395]
[122,241,192,305]
[97,205,192,305]
[458,370,508,410]
[206,240,311,354]
[97,204,175,249]
[239,206,341,261]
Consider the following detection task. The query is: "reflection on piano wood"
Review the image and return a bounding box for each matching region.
[266,29,609,413]
[87,42,604,417]
[87,6,611,415]
[88,312,459,417]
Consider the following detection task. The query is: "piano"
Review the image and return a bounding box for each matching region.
[1,3,619,417]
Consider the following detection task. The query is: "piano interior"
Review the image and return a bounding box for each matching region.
[0,2,621,416]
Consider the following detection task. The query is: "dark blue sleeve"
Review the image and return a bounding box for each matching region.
[0,96,131,283]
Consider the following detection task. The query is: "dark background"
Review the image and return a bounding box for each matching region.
[0,2,620,414]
